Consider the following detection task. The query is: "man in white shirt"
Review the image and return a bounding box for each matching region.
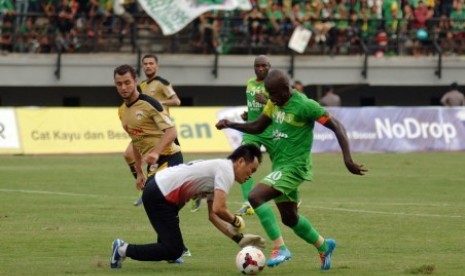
[110,144,266,269]
[441,82,465,107]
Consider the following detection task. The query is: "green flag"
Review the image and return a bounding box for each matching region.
[138,0,251,36]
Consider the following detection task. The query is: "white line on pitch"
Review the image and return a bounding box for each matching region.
[306,206,463,218]
[1,188,462,218]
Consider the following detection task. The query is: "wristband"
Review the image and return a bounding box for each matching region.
[232,233,244,243]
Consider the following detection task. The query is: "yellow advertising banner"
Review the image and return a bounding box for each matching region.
[15,107,233,154]
[170,107,233,152]
[16,107,130,154]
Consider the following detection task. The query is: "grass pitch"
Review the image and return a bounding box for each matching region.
[0,152,464,275]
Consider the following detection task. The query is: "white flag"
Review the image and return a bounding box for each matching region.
[138,0,251,36]
[288,26,312,54]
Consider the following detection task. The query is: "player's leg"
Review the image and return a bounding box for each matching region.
[248,180,291,267]
[276,185,335,270]
[123,142,143,206]
[236,136,263,215]
[151,151,191,258]
[110,177,185,268]
[123,143,137,179]
[235,177,254,215]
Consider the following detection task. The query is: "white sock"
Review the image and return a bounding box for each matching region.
[118,243,128,257]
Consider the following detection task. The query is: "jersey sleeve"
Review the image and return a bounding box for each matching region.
[213,161,235,194]
[161,83,176,98]
[150,108,175,131]
[305,99,329,124]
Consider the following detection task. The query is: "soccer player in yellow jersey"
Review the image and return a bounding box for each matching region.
[114,64,183,191]
[114,64,189,263]
[123,54,182,206]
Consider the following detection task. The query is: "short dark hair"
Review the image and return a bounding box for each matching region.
[114,64,137,79]
[323,85,333,92]
[227,144,262,164]
[451,82,458,89]
[142,54,158,63]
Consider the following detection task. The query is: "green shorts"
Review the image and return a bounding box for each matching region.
[242,133,274,158]
[260,166,307,203]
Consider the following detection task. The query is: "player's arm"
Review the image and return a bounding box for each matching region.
[160,84,181,106]
[321,115,367,175]
[207,193,265,249]
[131,143,147,190]
[144,126,177,165]
[216,114,271,134]
[160,93,181,106]
[207,192,238,238]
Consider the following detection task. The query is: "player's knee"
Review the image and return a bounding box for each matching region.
[280,209,299,228]
[248,192,263,208]
[165,242,184,260]
[281,213,298,227]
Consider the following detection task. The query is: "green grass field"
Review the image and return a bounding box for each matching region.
[1,152,464,275]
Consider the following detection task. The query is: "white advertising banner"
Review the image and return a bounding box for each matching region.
[0,108,21,153]
[217,106,465,153]
[138,0,251,36]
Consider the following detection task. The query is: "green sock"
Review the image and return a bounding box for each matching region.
[317,241,328,253]
[254,203,282,240]
[241,178,254,204]
[292,215,321,245]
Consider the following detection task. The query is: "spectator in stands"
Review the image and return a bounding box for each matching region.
[441,82,465,106]
[266,2,287,47]
[198,11,220,54]
[450,1,465,55]
[55,0,79,52]
[435,14,455,55]
[113,0,135,43]
[0,0,15,52]
[245,5,266,46]
[319,85,341,106]
[412,0,432,31]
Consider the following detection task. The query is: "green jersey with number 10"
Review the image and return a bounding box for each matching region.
[263,91,327,180]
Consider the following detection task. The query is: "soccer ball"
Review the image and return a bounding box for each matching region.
[235,246,266,275]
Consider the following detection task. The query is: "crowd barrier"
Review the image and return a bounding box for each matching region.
[1,106,464,155]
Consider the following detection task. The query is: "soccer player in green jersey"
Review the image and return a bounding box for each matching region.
[236,55,275,216]
[216,69,367,270]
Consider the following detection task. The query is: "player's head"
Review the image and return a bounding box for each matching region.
[228,144,262,184]
[293,80,304,93]
[254,55,270,81]
[451,82,458,89]
[323,84,334,94]
[265,69,292,106]
[114,64,138,100]
[142,54,159,79]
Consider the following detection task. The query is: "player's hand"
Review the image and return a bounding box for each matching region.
[136,173,146,190]
[144,152,159,166]
[215,119,231,130]
[240,111,248,121]
[231,215,245,232]
[344,159,367,175]
[238,234,266,250]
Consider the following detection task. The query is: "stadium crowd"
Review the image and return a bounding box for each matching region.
[1,0,464,56]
